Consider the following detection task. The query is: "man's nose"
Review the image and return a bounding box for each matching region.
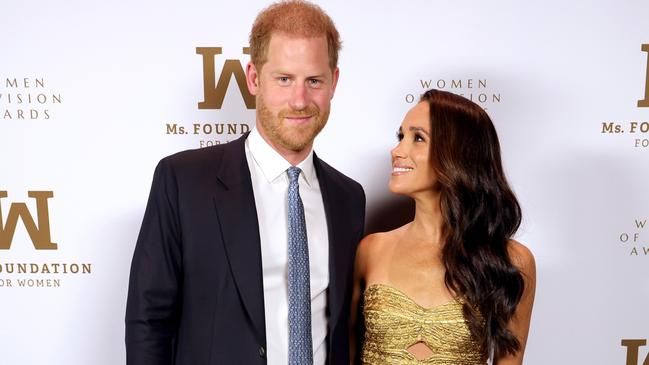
[288,83,309,111]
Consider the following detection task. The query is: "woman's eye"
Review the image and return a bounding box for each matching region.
[396,132,404,141]
[414,133,425,142]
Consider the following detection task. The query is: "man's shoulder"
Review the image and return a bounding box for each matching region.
[159,136,245,172]
[162,145,223,167]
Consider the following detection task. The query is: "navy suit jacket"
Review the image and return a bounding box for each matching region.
[125,133,366,364]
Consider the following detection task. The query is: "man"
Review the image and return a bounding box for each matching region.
[125,1,365,364]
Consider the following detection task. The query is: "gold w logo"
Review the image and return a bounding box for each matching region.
[196,47,255,110]
[0,191,57,250]
[622,339,649,365]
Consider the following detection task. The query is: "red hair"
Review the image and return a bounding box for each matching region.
[249,0,342,70]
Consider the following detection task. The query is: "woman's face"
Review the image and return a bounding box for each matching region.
[389,101,438,197]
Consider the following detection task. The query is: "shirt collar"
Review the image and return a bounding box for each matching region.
[246,128,317,186]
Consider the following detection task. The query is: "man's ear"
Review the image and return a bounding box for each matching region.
[246,62,259,95]
[330,67,340,99]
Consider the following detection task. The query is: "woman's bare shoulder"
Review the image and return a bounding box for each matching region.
[507,239,536,278]
[356,224,410,268]
[359,225,408,254]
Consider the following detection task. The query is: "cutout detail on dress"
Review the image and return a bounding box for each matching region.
[407,341,435,361]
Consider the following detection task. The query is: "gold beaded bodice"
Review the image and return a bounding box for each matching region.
[362,283,486,365]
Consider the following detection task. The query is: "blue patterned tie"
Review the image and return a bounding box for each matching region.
[286,167,313,365]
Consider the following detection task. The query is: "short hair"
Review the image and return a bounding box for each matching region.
[249,0,342,71]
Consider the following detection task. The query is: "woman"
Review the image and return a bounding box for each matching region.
[351,89,536,364]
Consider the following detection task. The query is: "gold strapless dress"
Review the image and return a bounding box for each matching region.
[361,283,486,365]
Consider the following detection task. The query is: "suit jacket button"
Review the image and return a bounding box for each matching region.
[259,346,266,358]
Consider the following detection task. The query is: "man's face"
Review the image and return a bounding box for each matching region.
[246,32,339,153]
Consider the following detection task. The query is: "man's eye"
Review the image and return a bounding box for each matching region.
[278,77,290,84]
[308,79,321,87]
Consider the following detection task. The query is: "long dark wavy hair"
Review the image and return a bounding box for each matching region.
[420,89,524,359]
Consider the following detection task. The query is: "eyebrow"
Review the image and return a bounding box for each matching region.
[408,126,430,135]
[270,71,328,79]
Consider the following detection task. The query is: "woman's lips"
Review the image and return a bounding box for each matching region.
[392,166,414,175]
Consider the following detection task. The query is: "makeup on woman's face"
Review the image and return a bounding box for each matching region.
[389,102,437,196]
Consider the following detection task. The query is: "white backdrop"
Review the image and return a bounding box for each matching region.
[1,1,648,364]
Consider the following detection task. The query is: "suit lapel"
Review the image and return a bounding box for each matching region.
[212,134,266,345]
[314,155,350,340]
[212,140,354,353]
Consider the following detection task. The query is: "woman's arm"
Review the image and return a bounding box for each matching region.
[349,234,376,364]
[495,240,537,365]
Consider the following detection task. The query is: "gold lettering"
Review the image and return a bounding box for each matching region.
[0,191,57,250]
[639,44,649,107]
[622,339,649,365]
[196,47,255,109]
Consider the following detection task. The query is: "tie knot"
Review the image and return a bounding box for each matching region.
[287,166,302,183]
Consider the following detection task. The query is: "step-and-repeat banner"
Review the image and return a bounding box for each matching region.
[2,1,648,364]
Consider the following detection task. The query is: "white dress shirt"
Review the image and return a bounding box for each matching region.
[244,128,329,365]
